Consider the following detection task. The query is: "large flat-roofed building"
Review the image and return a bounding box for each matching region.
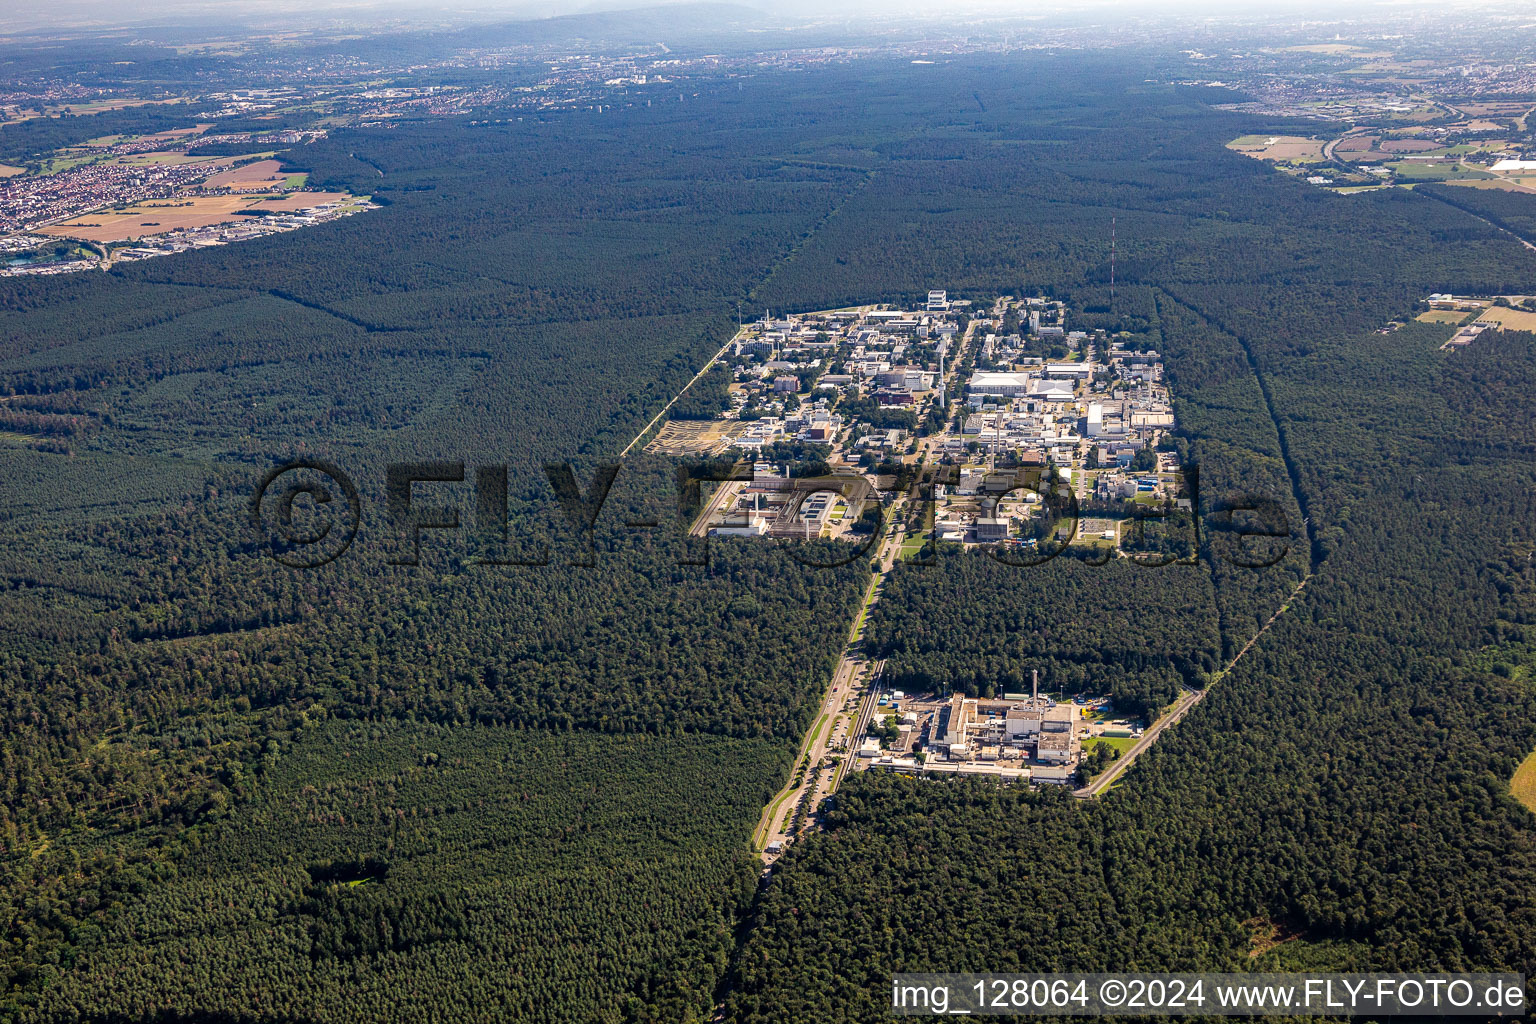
[1130,409,1175,429]
[1031,763,1076,784]
[1037,729,1077,764]
[969,371,1033,398]
[940,694,976,747]
[922,685,1083,776]
[1035,703,1081,764]
[709,517,770,538]
[1027,379,1075,403]
[932,693,986,752]
[1044,362,1092,379]
[975,517,1010,543]
[1044,702,1079,728]
[1005,703,1046,738]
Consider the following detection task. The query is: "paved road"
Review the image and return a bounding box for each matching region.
[1418,195,1536,252]
[753,583,877,857]
[620,330,742,458]
[689,479,743,537]
[752,303,996,857]
[1074,571,1314,798]
[1073,686,1199,798]
[755,495,911,860]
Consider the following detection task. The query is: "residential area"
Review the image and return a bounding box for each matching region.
[0,123,373,276]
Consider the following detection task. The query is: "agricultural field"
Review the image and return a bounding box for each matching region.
[49,97,189,116]
[1387,159,1493,182]
[1379,138,1441,154]
[1415,309,1475,324]
[42,148,234,175]
[112,151,224,167]
[1227,134,1326,163]
[202,157,295,191]
[1446,178,1536,193]
[0,96,190,129]
[1515,751,1536,815]
[36,191,353,242]
[1475,306,1536,331]
[1453,101,1536,118]
[1334,134,1381,155]
[1280,43,1393,58]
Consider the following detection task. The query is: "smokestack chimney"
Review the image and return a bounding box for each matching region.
[1032,668,1038,705]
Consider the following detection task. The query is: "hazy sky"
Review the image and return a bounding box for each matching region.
[0,0,1486,36]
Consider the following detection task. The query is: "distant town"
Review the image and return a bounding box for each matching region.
[0,121,374,276]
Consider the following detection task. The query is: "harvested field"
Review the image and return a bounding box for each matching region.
[49,97,189,116]
[36,191,352,242]
[1335,135,1380,153]
[253,192,350,212]
[0,164,22,177]
[1456,101,1534,117]
[140,125,212,142]
[116,152,230,168]
[1227,135,1325,162]
[1475,307,1536,331]
[1444,178,1536,194]
[1379,138,1440,153]
[1281,44,1392,57]
[202,159,292,191]
[1514,750,1536,815]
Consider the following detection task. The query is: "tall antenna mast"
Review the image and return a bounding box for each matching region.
[1110,216,1117,316]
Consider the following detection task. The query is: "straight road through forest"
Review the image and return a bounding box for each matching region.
[1074,571,1315,798]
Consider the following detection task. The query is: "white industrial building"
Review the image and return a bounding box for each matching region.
[969,371,1033,398]
[1044,362,1092,379]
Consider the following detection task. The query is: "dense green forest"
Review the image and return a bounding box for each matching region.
[866,553,1216,718]
[724,76,1536,1020]
[1417,183,1536,245]
[2,39,1536,1024]
[16,722,780,1023]
[0,103,200,166]
[0,58,878,1022]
